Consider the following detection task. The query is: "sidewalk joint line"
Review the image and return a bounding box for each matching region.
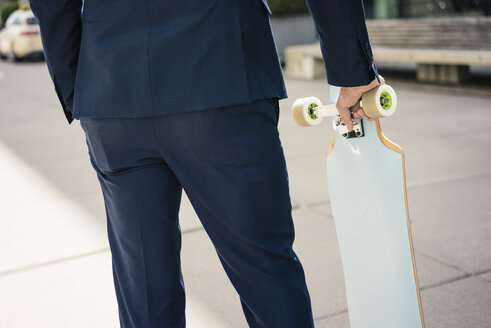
[475,268,491,285]
[182,226,205,235]
[0,226,205,277]
[416,250,469,274]
[416,251,491,289]
[306,200,331,208]
[294,171,491,213]
[0,248,110,277]
[420,274,471,291]
[407,170,491,190]
[314,308,348,321]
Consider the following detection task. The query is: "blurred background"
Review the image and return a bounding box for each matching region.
[0,0,490,327]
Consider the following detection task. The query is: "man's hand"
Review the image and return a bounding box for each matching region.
[336,78,384,131]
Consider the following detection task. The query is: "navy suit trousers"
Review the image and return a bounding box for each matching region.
[79,98,314,328]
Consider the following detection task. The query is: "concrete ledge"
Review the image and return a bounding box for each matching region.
[373,47,491,66]
[284,43,325,80]
[284,43,491,84]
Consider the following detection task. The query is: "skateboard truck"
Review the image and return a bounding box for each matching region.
[336,116,364,139]
[291,84,398,134]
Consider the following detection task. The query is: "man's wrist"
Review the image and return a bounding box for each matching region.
[341,77,383,94]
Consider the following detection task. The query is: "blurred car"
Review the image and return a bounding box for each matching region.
[0,9,43,61]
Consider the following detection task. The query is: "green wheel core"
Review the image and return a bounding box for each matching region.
[380,92,392,110]
[308,103,318,120]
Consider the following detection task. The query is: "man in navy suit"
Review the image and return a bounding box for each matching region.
[30,0,381,327]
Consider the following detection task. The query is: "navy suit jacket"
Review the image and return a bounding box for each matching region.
[30,0,379,125]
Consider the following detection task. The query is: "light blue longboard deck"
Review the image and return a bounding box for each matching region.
[326,87,424,328]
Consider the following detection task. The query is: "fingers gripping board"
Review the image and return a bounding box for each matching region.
[326,87,424,328]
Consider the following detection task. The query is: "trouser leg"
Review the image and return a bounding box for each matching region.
[151,99,315,327]
[79,118,186,328]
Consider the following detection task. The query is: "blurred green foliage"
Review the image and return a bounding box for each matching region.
[1,1,19,27]
[267,0,309,16]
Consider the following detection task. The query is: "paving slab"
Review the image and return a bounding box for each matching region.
[292,209,348,319]
[479,272,491,283]
[180,228,247,328]
[415,253,466,290]
[403,132,491,189]
[305,202,333,217]
[421,276,491,328]
[0,141,108,273]
[375,87,491,145]
[287,155,332,206]
[0,252,119,328]
[178,193,205,233]
[409,174,491,274]
[1,133,86,167]
[71,191,107,219]
[315,311,350,328]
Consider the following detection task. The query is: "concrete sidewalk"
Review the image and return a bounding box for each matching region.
[0,61,490,327]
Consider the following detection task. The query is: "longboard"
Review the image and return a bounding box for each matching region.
[292,85,425,328]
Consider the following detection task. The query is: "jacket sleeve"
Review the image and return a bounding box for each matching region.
[305,0,380,87]
[29,0,83,124]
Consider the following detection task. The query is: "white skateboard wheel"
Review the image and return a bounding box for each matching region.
[361,84,397,118]
[291,97,324,127]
